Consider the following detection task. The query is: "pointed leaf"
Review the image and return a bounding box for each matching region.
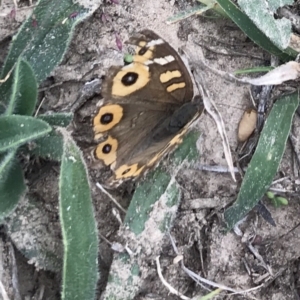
[38,112,73,127]
[0,115,51,152]
[0,59,37,115]
[59,132,98,300]
[32,130,64,161]
[0,150,26,222]
[224,93,299,230]
[1,0,101,84]
[4,59,37,116]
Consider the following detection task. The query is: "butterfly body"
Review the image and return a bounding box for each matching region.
[93,30,203,186]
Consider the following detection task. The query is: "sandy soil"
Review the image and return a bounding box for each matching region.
[0,0,300,299]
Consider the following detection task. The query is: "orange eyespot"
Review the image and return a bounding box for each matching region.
[94,136,118,166]
[114,164,145,179]
[112,63,150,97]
[93,104,123,134]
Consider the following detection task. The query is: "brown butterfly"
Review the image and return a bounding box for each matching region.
[93,30,203,186]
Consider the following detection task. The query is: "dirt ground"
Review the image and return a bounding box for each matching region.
[1,0,300,299]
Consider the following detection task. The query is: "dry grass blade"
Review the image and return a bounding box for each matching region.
[168,234,263,299]
[156,256,190,300]
[0,281,10,300]
[194,68,236,182]
[184,47,236,181]
[182,263,263,299]
[195,57,300,86]
[96,182,126,214]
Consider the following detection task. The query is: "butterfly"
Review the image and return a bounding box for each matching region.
[92,30,203,186]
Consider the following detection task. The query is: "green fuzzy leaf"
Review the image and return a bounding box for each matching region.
[124,168,173,235]
[0,151,15,176]
[172,130,200,164]
[0,0,101,85]
[224,93,299,230]
[32,130,64,161]
[0,0,101,114]
[4,59,37,116]
[38,112,73,127]
[215,0,296,61]
[24,114,72,161]
[0,115,51,153]
[59,133,98,300]
[0,150,26,222]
